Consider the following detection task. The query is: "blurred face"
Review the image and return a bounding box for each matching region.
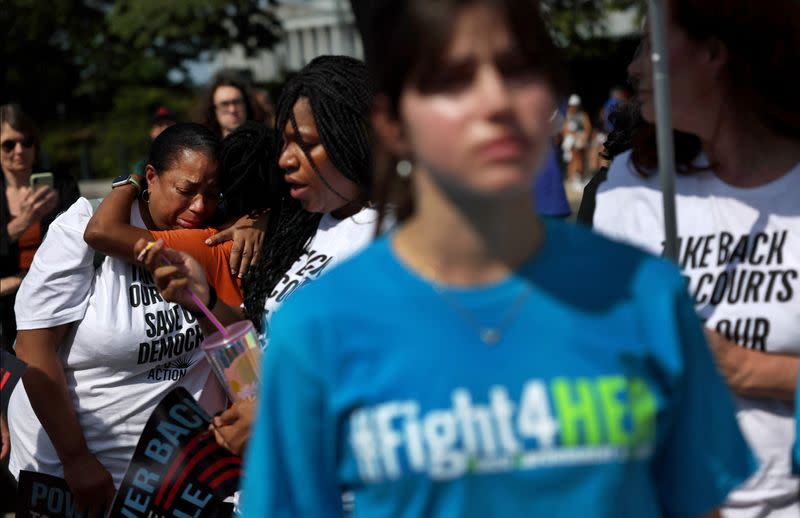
[213,85,247,136]
[145,149,220,230]
[628,9,724,135]
[278,97,361,214]
[395,5,556,198]
[1,123,36,176]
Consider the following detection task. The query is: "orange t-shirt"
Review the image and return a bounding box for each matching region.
[18,221,41,270]
[149,228,243,307]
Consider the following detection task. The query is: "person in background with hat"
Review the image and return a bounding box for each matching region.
[560,93,592,192]
[148,106,177,140]
[131,105,177,176]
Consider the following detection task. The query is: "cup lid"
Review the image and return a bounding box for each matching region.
[201,319,255,350]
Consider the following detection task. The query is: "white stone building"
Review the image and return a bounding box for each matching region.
[210,0,363,83]
[207,1,639,84]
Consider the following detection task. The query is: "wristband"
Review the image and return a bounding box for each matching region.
[111,173,143,194]
[190,285,218,319]
[128,175,143,193]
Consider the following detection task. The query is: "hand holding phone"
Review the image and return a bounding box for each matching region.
[30,172,54,192]
[21,173,59,226]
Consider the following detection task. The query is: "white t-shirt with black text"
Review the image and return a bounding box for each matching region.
[594,151,800,517]
[8,198,213,487]
[259,207,378,343]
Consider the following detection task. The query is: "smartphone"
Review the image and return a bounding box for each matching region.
[30,172,54,191]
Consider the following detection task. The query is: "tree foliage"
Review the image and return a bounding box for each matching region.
[542,0,642,56]
[105,0,282,88]
[1,0,281,119]
[1,0,638,179]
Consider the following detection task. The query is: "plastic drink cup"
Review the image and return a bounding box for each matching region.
[201,320,262,402]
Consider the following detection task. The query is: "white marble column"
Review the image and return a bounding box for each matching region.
[331,24,343,55]
[313,26,326,56]
[353,25,363,59]
[302,27,315,66]
[288,30,303,70]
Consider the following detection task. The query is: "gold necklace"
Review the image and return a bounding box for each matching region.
[395,233,534,346]
[425,268,532,346]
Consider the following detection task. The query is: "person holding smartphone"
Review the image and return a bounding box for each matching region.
[0,103,79,355]
[1,103,79,514]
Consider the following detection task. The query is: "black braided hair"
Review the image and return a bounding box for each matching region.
[243,55,374,331]
[279,55,373,188]
[212,121,277,223]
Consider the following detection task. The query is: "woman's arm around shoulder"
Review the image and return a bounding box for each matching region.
[83,178,152,262]
[204,209,270,278]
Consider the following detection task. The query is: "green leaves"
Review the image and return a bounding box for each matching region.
[1,0,282,180]
[542,0,641,56]
[2,0,282,107]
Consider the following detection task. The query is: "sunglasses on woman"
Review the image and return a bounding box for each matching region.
[1,137,35,152]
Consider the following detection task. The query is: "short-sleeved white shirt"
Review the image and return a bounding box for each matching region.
[594,151,800,516]
[8,198,212,487]
[259,207,378,343]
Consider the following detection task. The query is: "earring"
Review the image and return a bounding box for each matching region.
[141,189,150,203]
[396,159,413,178]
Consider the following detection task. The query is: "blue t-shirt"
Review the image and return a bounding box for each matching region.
[602,97,620,133]
[533,144,571,218]
[241,220,754,518]
[794,379,800,475]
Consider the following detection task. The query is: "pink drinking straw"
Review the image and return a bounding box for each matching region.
[185,289,229,338]
[138,241,230,338]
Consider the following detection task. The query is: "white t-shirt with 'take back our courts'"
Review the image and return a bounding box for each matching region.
[594,151,800,517]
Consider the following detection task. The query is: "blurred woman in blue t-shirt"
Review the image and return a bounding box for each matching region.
[233,1,756,516]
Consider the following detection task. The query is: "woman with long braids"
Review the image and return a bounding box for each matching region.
[137,55,378,456]
[230,1,754,516]
[242,54,377,339]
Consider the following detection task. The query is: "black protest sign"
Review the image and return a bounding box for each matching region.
[1,350,27,416]
[108,387,241,518]
[16,470,87,518]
